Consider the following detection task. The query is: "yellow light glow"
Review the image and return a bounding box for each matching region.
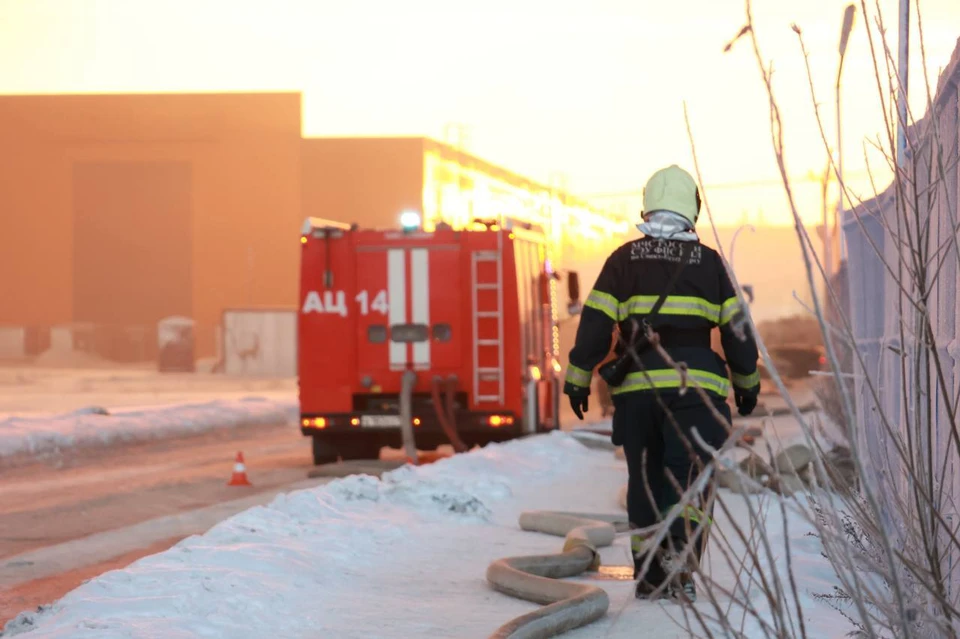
[420,145,629,268]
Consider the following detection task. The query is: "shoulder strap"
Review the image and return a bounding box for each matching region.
[645,243,693,323]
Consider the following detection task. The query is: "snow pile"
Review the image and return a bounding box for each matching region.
[0,397,297,461]
[3,432,852,639]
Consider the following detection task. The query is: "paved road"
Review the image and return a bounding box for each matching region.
[0,422,422,627]
[0,423,316,557]
[0,423,326,626]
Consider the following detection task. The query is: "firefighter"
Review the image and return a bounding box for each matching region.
[563,165,760,603]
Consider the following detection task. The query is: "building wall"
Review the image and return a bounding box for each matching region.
[301,137,424,230]
[72,161,194,327]
[0,119,627,364]
[302,136,630,265]
[0,93,303,358]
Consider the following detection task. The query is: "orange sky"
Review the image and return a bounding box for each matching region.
[1,0,958,227]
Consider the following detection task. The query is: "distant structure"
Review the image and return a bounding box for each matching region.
[0,95,627,363]
[301,136,629,270]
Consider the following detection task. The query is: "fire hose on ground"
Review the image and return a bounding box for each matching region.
[433,375,469,454]
[405,373,638,637]
[485,434,635,639]
[398,371,469,463]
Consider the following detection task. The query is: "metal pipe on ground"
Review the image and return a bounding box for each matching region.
[486,511,631,638]
[399,370,418,462]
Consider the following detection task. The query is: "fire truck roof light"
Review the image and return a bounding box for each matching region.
[400,211,421,230]
[301,217,352,234]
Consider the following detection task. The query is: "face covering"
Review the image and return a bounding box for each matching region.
[636,210,698,241]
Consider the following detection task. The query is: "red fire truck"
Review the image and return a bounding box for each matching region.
[298,215,581,465]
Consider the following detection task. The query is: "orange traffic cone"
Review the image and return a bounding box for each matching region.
[227,451,252,486]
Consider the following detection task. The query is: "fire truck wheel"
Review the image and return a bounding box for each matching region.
[311,435,381,465]
[311,437,338,465]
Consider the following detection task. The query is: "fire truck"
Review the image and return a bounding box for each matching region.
[298,214,582,465]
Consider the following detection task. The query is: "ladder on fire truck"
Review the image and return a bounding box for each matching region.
[471,231,505,404]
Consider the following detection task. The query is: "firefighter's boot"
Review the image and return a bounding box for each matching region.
[634,536,698,603]
[632,534,669,600]
[659,541,698,603]
[654,504,710,602]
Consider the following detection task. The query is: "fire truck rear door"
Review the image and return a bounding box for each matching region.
[355,243,461,375]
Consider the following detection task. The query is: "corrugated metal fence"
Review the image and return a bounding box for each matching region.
[843,39,960,559]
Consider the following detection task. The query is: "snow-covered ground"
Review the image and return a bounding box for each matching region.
[3,431,850,639]
[0,359,820,463]
[0,365,295,417]
[0,362,299,462]
[0,398,297,462]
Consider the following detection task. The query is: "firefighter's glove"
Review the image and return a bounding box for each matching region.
[563,382,590,421]
[570,395,589,421]
[734,390,758,417]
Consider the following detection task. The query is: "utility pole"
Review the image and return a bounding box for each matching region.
[835,5,856,267]
[832,4,857,277]
[897,0,909,168]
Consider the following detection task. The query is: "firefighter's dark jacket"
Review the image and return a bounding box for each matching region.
[564,237,760,399]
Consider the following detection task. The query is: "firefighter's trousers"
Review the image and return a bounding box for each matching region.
[613,388,731,562]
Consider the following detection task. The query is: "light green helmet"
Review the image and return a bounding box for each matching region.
[642,165,701,226]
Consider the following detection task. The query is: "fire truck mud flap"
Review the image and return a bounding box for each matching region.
[307,459,406,479]
[310,433,384,465]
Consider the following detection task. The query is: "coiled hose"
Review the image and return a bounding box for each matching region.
[486,433,633,638]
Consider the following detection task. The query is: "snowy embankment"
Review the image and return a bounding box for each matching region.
[0,397,297,462]
[4,432,850,639]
